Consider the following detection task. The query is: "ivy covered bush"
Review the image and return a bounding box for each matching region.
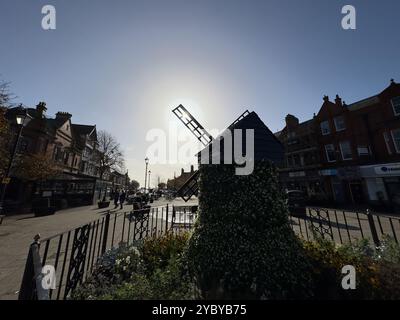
[186,161,314,299]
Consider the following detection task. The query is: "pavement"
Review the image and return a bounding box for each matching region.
[0,196,198,300]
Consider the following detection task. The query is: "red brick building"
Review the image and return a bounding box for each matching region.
[314,80,400,209]
[276,79,400,210]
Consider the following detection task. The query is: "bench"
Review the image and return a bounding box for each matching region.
[0,215,5,225]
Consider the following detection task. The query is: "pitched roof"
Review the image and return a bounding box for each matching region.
[198,111,284,164]
[71,124,96,136]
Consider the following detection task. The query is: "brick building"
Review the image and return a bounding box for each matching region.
[275,115,327,203]
[277,79,400,211]
[3,102,126,212]
[167,165,196,191]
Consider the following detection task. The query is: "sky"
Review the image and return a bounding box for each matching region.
[0,0,399,186]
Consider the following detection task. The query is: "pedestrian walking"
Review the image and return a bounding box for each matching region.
[119,190,126,210]
[114,189,120,209]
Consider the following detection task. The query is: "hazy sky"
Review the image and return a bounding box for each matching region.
[1,0,399,186]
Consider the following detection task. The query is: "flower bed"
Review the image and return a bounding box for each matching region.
[72,232,400,300]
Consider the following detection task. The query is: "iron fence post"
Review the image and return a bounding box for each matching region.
[101,211,111,255]
[366,209,380,247]
[19,234,49,300]
[165,204,169,234]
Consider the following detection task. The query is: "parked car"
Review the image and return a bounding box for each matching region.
[286,190,307,217]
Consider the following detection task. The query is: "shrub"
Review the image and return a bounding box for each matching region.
[72,233,194,300]
[140,232,190,276]
[302,237,400,299]
[187,161,314,299]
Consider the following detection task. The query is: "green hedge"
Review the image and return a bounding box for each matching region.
[186,161,313,299]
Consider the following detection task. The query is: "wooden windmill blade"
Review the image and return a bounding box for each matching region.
[172,104,213,202]
[172,104,213,146]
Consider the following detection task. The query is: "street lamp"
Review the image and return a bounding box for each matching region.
[148,170,151,190]
[144,157,149,192]
[0,106,32,215]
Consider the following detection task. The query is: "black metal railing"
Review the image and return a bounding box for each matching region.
[18,204,198,300]
[20,204,398,300]
[289,208,400,247]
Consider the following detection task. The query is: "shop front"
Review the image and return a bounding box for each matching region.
[319,167,364,205]
[279,169,327,203]
[360,162,400,212]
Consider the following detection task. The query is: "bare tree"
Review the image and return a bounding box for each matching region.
[0,79,15,108]
[97,130,125,180]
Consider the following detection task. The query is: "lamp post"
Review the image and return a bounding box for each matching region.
[144,157,149,193]
[148,170,151,190]
[0,106,31,215]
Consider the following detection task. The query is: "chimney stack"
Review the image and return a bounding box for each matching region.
[335,94,342,107]
[36,102,47,118]
[55,111,72,120]
[285,114,299,128]
[323,95,329,103]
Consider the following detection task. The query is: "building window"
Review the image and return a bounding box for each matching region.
[357,146,370,156]
[64,152,69,165]
[325,144,336,162]
[334,116,346,131]
[384,131,393,155]
[339,141,352,160]
[320,121,331,135]
[391,97,400,116]
[391,129,400,153]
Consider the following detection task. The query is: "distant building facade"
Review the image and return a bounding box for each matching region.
[3,102,128,212]
[167,165,196,191]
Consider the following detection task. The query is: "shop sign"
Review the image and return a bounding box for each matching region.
[319,169,337,176]
[374,164,400,175]
[289,171,306,178]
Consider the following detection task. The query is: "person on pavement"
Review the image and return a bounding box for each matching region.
[114,189,120,209]
[119,190,126,210]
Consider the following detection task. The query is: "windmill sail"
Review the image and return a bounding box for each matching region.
[172,104,213,146]
[172,104,213,202]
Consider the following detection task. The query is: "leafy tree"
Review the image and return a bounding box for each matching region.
[186,160,313,299]
[158,182,166,189]
[129,179,140,191]
[97,130,125,180]
[0,80,13,178]
[17,153,58,182]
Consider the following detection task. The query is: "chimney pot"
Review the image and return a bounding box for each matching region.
[335,94,342,106]
[323,95,329,102]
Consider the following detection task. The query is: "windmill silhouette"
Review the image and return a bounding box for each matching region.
[172,104,251,202]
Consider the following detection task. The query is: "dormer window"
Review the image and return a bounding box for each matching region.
[391,97,400,116]
[320,121,330,135]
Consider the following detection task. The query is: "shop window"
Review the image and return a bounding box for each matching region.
[325,144,336,162]
[334,116,346,131]
[339,141,353,160]
[391,129,400,153]
[320,121,330,135]
[391,96,400,116]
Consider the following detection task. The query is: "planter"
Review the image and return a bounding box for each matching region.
[33,207,56,217]
[98,201,110,209]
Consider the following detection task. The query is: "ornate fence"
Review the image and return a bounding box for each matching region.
[289,208,400,246]
[18,204,198,300]
[18,204,399,300]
